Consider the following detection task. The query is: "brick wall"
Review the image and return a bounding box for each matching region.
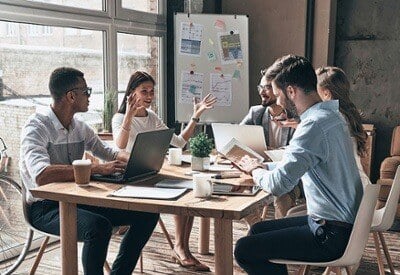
[0,102,35,181]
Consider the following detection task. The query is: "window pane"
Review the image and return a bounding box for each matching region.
[121,0,158,14]
[117,33,160,114]
[0,21,104,130]
[25,0,104,11]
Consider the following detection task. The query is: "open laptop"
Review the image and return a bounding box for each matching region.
[91,128,174,183]
[211,123,268,160]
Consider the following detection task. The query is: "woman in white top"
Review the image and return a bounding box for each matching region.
[112,71,216,271]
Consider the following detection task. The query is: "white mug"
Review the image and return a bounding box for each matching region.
[168,148,182,165]
[193,174,213,198]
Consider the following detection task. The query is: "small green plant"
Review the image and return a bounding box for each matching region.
[189,132,213,158]
[103,89,118,132]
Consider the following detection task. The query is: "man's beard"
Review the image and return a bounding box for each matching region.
[284,97,298,118]
[261,98,276,107]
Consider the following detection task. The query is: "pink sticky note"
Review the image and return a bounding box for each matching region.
[214,19,226,30]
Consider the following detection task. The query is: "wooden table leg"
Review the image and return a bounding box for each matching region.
[214,218,233,275]
[60,202,77,275]
[198,217,210,254]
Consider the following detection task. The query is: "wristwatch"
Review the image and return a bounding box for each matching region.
[191,117,200,123]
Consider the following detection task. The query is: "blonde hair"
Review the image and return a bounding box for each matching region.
[316,66,367,156]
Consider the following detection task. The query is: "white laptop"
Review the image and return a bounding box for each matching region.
[211,123,268,160]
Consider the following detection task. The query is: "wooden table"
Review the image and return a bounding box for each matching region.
[31,163,271,275]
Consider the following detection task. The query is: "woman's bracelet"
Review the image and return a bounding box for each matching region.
[191,117,200,123]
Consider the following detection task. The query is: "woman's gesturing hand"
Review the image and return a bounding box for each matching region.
[126,93,145,117]
[193,93,217,118]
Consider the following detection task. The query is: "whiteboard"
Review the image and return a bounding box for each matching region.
[174,13,249,123]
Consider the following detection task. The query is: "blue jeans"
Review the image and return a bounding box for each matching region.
[29,200,159,275]
[234,215,352,275]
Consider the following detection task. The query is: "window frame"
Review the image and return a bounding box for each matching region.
[0,0,167,120]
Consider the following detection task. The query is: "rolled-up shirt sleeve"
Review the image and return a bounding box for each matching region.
[21,122,51,182]
[251,120,327,196]
[84,124,118,161]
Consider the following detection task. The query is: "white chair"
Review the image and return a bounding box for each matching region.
[270,183,380,275]
[371,165,400,275]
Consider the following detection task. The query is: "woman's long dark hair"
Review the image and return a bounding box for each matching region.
[117,71,155,114]
[316,66,367,156]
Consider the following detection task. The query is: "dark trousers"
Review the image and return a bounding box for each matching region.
[234,215,352,275]
[29,200,159,275]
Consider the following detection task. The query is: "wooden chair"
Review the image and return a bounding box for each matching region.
[270,183,380,275]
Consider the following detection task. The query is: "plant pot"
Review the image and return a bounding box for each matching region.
[191,156,210,171]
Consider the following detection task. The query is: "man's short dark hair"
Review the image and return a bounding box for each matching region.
[268,55,317,94]
[49,67,84,102]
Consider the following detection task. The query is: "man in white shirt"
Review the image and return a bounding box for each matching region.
[20,67,159,275]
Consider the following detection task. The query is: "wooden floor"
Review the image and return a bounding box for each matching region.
[3,209,400,275]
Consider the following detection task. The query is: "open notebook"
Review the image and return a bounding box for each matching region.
[219,138,264,171]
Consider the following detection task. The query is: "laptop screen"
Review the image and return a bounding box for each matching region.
[123,128,174,181]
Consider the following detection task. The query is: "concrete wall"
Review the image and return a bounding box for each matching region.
[221,0,307,106]
[335,0,400,181]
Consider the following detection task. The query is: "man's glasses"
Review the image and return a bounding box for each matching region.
[257,84,272,93]
[68,87,92,97]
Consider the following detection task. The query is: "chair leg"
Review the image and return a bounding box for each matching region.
[158,217,174,250]
[378,232,396,275]
[30,236,50,275]
[373,232,386,275]
[104,260,111,274]
[139,252,143,273]
[261,205,269,221]
[297,265,310,275]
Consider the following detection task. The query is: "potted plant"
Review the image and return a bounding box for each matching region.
[189,132,213,171]
[103,88,118,133]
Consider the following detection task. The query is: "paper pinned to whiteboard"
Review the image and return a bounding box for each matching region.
[179,22,203,56]
[210,73,232,106]
[218,31,243,64]
[180,71,204,104]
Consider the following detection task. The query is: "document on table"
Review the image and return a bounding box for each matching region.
[110,186,187,200]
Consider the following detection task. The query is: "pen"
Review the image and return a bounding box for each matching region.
[212,171,242,179]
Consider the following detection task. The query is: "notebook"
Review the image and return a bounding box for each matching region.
[91,128,174,183]
[155,178,261,196]
[110,186,187,200]
[211,123,268,160]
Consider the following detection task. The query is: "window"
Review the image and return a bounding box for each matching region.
[117,33,160,114]
[25,0,104,11]
[6,22,17,37]
[121,0,159,14]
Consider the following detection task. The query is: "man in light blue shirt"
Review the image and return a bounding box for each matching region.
[234,55,363,275]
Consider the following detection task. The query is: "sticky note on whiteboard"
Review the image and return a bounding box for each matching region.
[207,51,217,61]
[233,69,241,79]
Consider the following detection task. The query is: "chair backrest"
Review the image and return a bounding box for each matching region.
[372,166,400,231]
[334,183,380,266]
